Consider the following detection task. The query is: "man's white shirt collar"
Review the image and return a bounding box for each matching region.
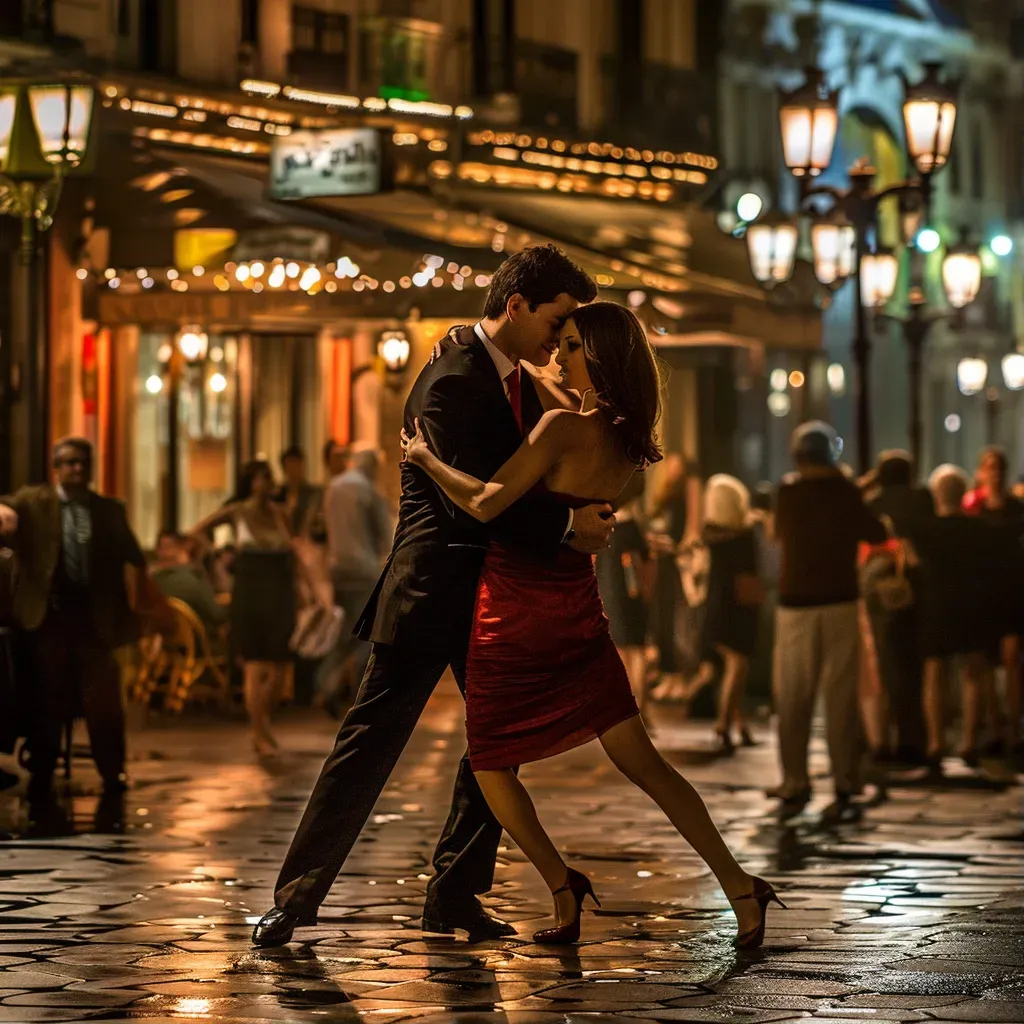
[474,322,516,382]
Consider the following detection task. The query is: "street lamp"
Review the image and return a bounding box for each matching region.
[751,64,958,472]
[957,357,988,396]
[1001,353,1024,391]
[859,249,900,308]
[0,80,96,489]
[810,213,856,288]
[379,329,411,388]
[745,211,798,285]
[941,243,982,309]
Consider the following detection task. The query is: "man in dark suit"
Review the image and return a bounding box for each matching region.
[253,245,612,946]
[0,438,145,809]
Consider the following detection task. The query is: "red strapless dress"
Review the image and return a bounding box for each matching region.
[465,492,641,771]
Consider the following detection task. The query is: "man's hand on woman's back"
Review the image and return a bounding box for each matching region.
[568,503,614,554]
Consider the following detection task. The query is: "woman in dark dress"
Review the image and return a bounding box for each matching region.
[685,475,760,753]
[596,480,651,712]
[192,460,297,756]
[403,303,780,949]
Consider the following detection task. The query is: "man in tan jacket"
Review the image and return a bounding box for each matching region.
[0,438,144,807]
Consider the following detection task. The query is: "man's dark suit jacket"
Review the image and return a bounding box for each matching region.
[1,485,145,649]
[356,325,568,648]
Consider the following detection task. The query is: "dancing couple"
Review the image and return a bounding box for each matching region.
[253,245,782,949]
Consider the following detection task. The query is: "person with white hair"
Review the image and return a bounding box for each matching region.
[685,475,762,754]
[913,465,1003,778]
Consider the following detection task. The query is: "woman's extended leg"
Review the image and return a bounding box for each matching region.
[597,715,765,938]
[474,768,579,927]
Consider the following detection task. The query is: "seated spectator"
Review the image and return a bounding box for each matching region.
[151,530,229,633]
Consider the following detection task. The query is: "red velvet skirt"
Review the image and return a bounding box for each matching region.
[465,543,640,770]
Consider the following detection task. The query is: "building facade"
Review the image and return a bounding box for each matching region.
[2,0,821,538]
[719,0,1024,477]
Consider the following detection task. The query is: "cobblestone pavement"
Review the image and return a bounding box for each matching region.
[1,679,1022,1024]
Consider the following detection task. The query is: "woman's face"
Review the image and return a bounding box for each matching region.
[554,318,594,394]
[251,468,273,498]
[979,452,1006,493]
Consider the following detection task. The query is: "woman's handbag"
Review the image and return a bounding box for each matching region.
[289,603,344,660]
[871,543,914,612]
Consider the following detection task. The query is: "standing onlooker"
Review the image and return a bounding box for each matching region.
[686,475,762,754]
[770,422,887,821]
[596,477,651,713]
[275,446,322,538]
[964,446,1024,763]
[916,466,1003,777]
[192,460,297,756]
[319,446,393,712]
[864,451,934,764]
[648,454,702,702]
[0,438,145,811]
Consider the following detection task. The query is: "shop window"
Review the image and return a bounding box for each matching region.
[133,332,237,545]
[289,6,351,89]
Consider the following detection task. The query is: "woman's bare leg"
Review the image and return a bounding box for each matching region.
[922,657,944,758]
[244,662,278,754]
[619,646,647,714]
[960,654,990,756]
[597,715,760,935]
[716,647,749,736]
[1001,635,1021,749]
[474,769,578,926]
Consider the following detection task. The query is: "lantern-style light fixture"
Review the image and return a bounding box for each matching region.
[0,92,16,170]
[811,214,857,287]
[860,249,899,308]
[942,243,982,309]
[27,83,95,166]
[379,329,411,375]
[957,357,988,396]
[902,63,958,178]
[778,70,839,178]
[1001,352,1024,391]
[176,326,209,363]
[746,211,798,286]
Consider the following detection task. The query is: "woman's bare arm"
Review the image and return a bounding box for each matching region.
[403,409,578,523]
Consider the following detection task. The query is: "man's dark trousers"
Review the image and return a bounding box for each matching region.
[273,639,500,917]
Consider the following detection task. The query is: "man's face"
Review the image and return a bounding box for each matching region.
[283,455,305,485]
[54,447,91,490]
[980,452,1005,493]
[329,448,349,477]
[156,535,181,563]
[506,292,580,366]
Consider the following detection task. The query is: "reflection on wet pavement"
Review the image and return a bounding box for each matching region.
[0,679,1021,1022]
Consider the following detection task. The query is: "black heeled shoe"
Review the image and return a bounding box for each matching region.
[730,876,787,950]
[739,727,758,748]
[532,867,601,945]
[714,729,735,756]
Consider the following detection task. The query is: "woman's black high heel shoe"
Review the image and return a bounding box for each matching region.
[739,727,758,748]
[714,729,735,756]
[729,876,787,950]
[532,867,601,945]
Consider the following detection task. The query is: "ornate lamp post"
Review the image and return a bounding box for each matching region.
[0,80,95,487]
[751,65,959,472]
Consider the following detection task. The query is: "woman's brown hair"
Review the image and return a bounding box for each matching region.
[569,301,663,468]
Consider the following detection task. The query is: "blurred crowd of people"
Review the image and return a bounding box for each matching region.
[595,423,1024,823]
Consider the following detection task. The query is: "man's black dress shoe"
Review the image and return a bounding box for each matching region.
[251,907,316,947]
[421,901,516,941]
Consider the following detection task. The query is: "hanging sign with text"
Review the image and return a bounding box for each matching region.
[270,128,388,199]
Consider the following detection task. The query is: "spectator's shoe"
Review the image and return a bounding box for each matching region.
[251,907,317,947]
[925,754,945,783]
[714,729,735,756]
[421,898,516,941]
[820,794,862,825]
[959,748,980,769]
[738,728,759,748]
[765,787,810,820]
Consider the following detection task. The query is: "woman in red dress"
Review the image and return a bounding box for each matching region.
[403,302,783,948]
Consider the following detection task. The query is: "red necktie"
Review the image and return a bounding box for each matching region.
[505,366,523,435]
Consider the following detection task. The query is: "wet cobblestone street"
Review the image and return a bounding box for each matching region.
[1,679,1022,1023]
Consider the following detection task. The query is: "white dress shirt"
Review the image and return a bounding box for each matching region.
[473,322,574,541]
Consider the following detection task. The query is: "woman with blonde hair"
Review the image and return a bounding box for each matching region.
[685,475,762,754]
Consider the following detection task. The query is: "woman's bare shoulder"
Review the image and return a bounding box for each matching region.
[522,365,580,412]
